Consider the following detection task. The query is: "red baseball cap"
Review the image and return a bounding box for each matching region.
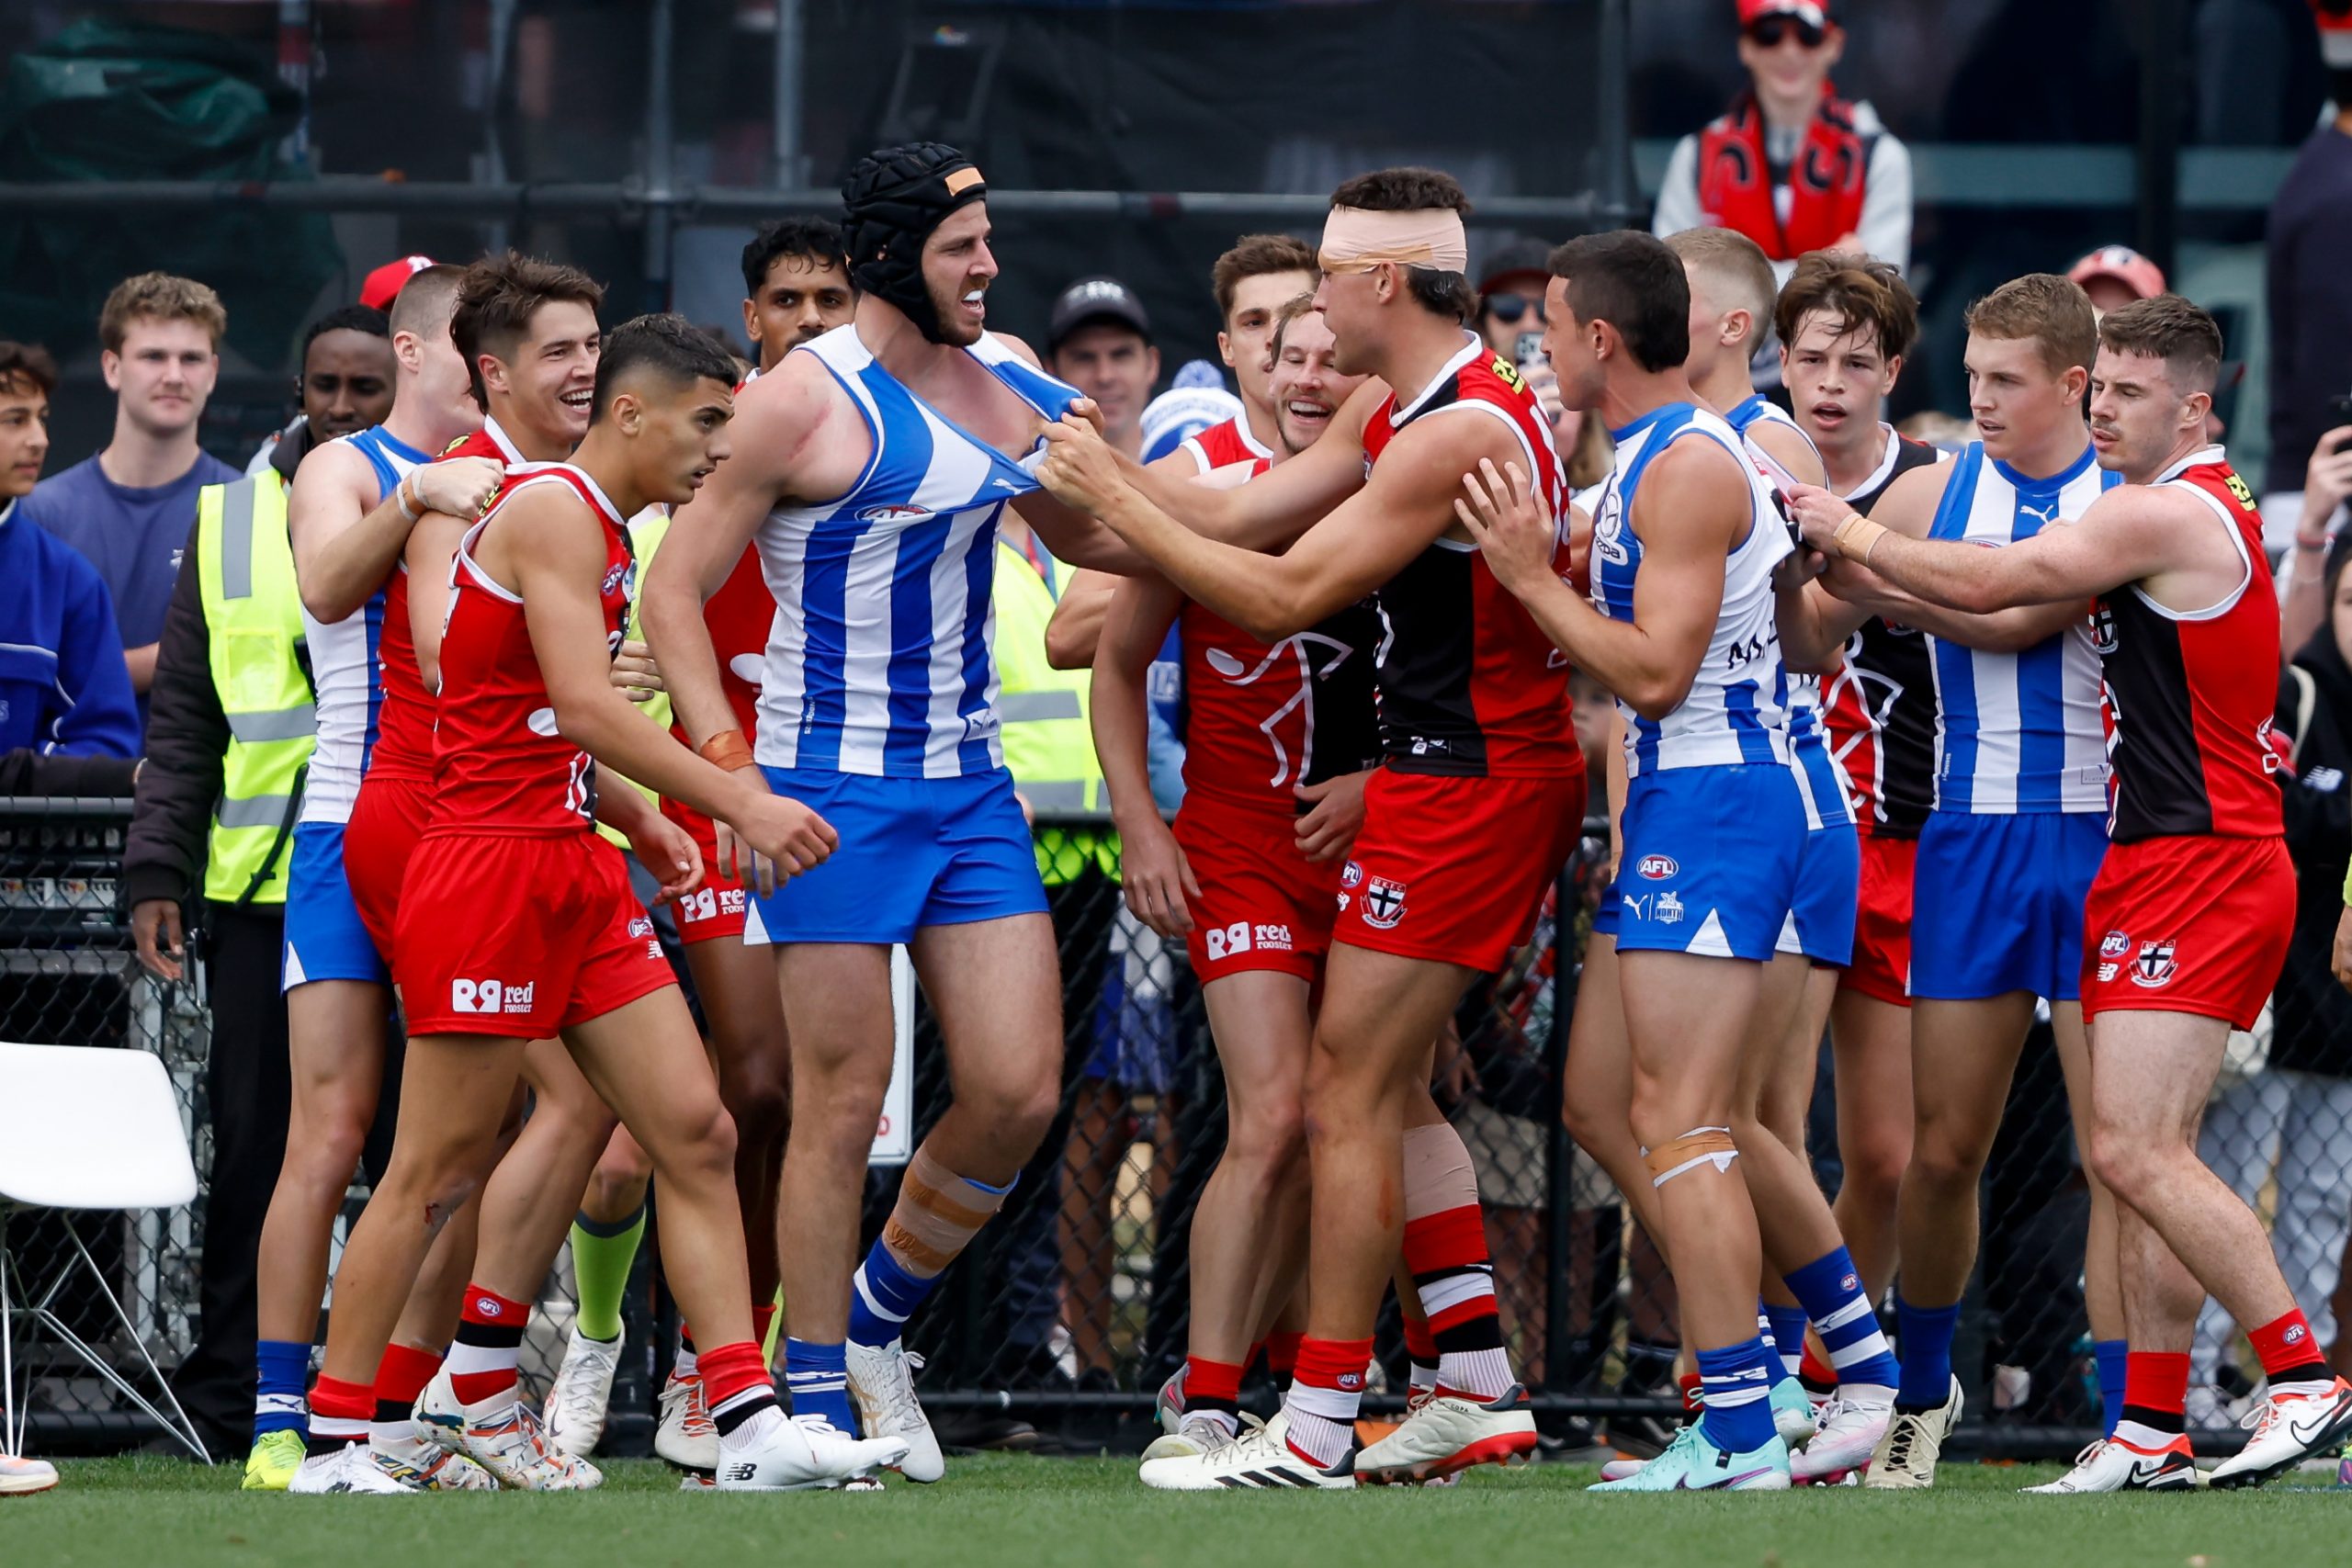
[2067,245,2167,302]
[1739,0,1836,26]
[359,255,436,311]
[2316,0,2352,69]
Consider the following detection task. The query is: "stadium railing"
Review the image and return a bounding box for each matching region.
[6,795,2336,1462]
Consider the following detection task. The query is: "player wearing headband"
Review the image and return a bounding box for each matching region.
[1037,167,1577,1490]
[640,142,1135,1485]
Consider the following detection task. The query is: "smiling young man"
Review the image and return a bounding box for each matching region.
[1791,295,2352,1493]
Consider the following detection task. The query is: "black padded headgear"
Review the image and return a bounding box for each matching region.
[841,142,989,345]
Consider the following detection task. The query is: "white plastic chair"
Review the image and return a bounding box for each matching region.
[0,1042,205,1462]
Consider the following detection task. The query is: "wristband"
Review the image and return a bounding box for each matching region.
[2296,531,2330,553]
[697,729,754,772]
[1830,512,1887,565]
[394,474,422,525]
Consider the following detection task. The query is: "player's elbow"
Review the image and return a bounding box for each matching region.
[1045,619,1097,671]
[298,576,361,626]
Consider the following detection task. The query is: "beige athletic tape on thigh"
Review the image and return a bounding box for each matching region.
[1401,1120,1481,1222]
[881,1148,1010,1275]
[1643,1127,1738,1189]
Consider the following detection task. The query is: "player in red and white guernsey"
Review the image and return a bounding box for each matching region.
[290,315,907,1497]
[1092,298,1385,1470]
[1038,169,1582,1490]
[1792,296,2352,1494]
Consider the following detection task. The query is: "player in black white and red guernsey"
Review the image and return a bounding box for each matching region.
[288,315,908,1497]
[1093,298,1383,1469]
[1773,254,1940,1319]
[1037,168,1582,1490]
[1791,296,2352,1494]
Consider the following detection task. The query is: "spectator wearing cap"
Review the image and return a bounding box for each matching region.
[20,274,242,735]
[357,254,435,314]
[1653,0,1913,287]
[1047,276,1161,458]
[2067,245,2167,318]
[0,341,139,760]
[243,305,398,478]
[1476,240,1555,362]
[2265,4,2352,545]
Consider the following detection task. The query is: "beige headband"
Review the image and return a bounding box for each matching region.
[1318,205,1470,275]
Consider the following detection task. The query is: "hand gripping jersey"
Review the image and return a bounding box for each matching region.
[1179,413,1275,476]
[1925,441,2118,815]
[298,423,430,825]
[2095,448,2283,841]
[428,464,636,834]
[1359,338,1578,777]
[370,416,550,782]
[1591,401,1792,773]
[752,324,1079,778]
[1819,427,1945,837]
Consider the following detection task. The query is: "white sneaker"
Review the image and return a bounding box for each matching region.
[845,1339,945,1484]
[543,1325,625,1458]
[1138,1413,1356,1491]
[1154,1365,1188,1436]
[656,1364,720,1472]
[2209,1379,2352,1490]
[371,1431,497,1492]
[1864,1378,1962,1490]
[285,1442,428,1495]
[1790,1394,1891,1483]
[1355,1382,1537,1483]
[1597,1454,1651,1483]
[412,1367,462,1454]
[2022,1435,2199,1494]
[456,1394,602,1490]
[714,1408,910,1492]
[1140,1410,1253,1463]
[0,1455,59,1495]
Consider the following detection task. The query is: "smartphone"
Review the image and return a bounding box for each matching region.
[2330,393,2352,453]
[1515,330,1544,366]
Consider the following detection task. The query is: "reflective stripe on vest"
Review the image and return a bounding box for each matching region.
[992,540,1115,884]
[197,473,315,906]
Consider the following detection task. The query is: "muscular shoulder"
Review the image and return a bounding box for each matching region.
[1748,419,1826,488]
[734,353,866,502]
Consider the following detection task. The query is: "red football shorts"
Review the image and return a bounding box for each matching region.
[1172,803,1340,984]
[345,773,434,959]
[658,795,748,943]
[2080,833,2292,1032]
[394,829,674,1038]
[1839,832,1917,1007]
[1338,767,1588,974]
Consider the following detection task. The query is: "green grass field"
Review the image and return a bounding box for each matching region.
[4,1453,2347,1568]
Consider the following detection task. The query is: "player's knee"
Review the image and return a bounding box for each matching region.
[2086,1122,2162,1201]
[1843,1123,1912,1198]
[1906,1116,1994,1189]
[1227,1094,1307,1175]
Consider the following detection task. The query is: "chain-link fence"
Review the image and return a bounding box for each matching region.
[6,795,2349,1462]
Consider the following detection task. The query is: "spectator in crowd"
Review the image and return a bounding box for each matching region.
[2066,245,2168,318]
[20,274,242,731]
[1652,0,1912,286]
[119,303,395,1460]
[1047,276,1161,459]
[0,342,139,761]
[2263,3,2352,541]
[243,305,399,477]
[1476,240,1556,362]
[356,254,435,313]
[2279,420,2352,654]
[2191,533,2352,1423]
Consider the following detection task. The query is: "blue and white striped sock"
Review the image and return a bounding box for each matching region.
[1694,1337,1778,1454]
[1761,1303,1808,1384]
[254,1339,310,1440]
[782,1338,857,1433]
[1786,1247,1901,1397]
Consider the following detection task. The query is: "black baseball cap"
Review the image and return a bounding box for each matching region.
[1047,276,1152,354]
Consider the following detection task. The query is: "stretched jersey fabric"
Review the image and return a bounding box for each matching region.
[2095,447,2283,841]
[429,465,635,835]
[299,423,430,825]
[1591,400,1791,774]
[1821,428,1945,837]
[1924,441,2116,815]
[1360,337,1578,778]
[370,416,550,782]
[752,325,1079,778]
[1179,414,1274,476]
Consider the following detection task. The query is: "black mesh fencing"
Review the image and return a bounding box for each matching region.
[7,795,2350,1461]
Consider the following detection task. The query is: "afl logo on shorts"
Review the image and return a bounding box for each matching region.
[857,502,934,524]
[2131,940,2177,988]
[2099,930,2132,960]
[1362,876,1406,930]
[1340,862,1364,891]
[1634,853,1678,881]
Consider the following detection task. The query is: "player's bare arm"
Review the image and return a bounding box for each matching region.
[1091,572,1197,937]
[1111,378,1385,552]
[489,484,836,889]
[1039,405,1504,642]
[1748,419,1827,491]
[1043,447,1207,669]
[1774,457,1942,668]
[401,508,468,691]
[1457,441,1745,720]
[288,439,503,623]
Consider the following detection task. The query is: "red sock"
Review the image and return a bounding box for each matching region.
[1266,1329,1303,1381]
[1282,1336,1374,1466]
[1184,1356,1245,1410]
[1677,1370,1703,1413]
[1401,1315,1439,1369]
[2121,1350,2189,1416]
[1798,1337,1836,1390]
[447,1282,528,1408]
[372,1343,442,1413]
[307,1372,375,1453]
[752,1303,778,1349]
[2249,1310,2332,1385]
[1402,1205,1502,1348]
[695,1338,779,1435]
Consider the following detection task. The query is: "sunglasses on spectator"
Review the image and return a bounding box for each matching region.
[1747,16,1829,48]
[1485,293,1545,325]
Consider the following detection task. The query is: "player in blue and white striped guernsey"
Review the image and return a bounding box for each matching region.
[643,142,1136,1486]
[1779,274,2125,1489]
[241,264,501,1493]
